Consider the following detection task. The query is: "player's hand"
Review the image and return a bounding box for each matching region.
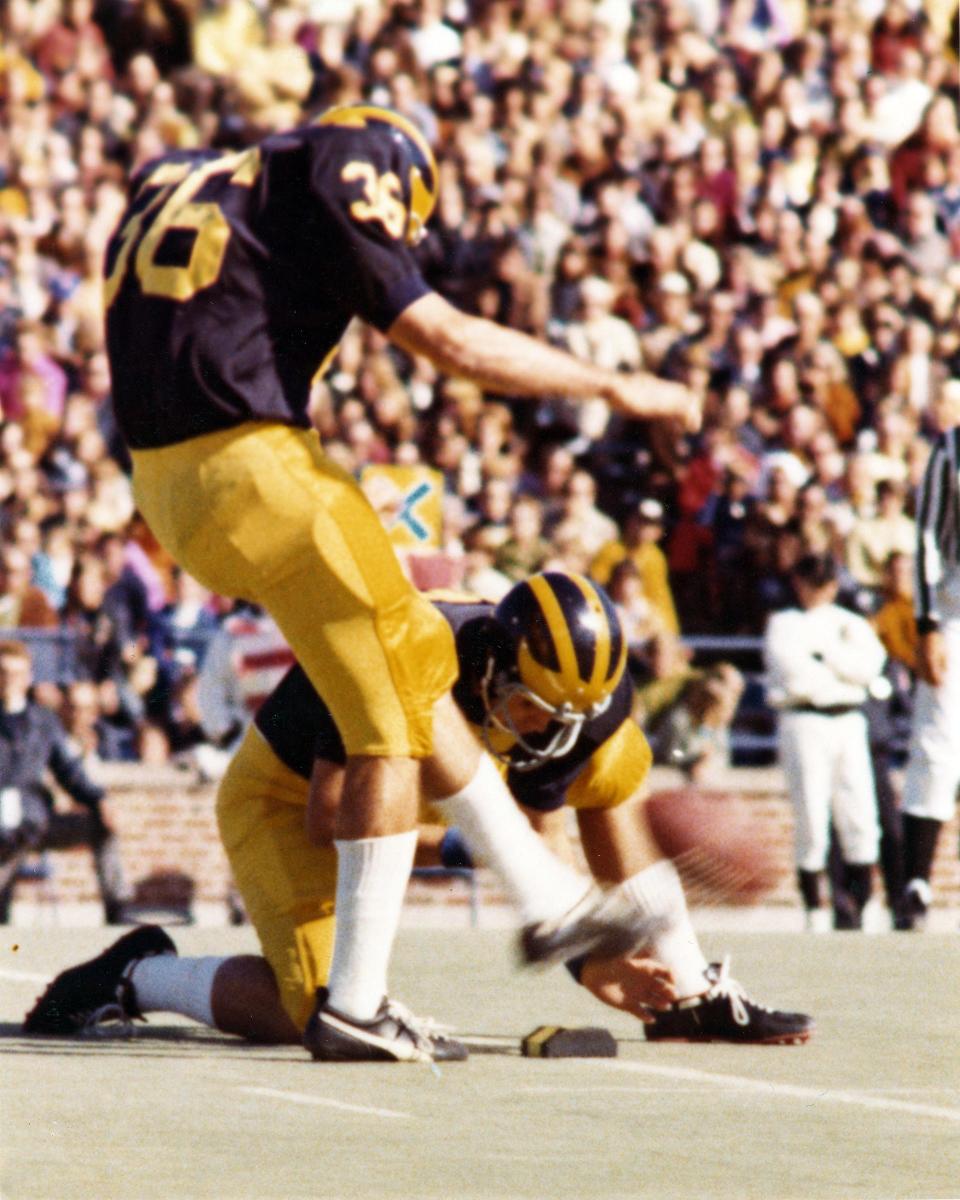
[605,375,702,433]
[579,954,678,1022]
[917,630,947,687]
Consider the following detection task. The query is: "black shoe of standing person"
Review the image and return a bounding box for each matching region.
[893,879,931,931]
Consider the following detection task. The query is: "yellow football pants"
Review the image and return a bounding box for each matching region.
[216,725,336,1030]
[131,422,456,757]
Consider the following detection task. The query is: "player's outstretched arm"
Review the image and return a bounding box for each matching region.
[389,292,702,432]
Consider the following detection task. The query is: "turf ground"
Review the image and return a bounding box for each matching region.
[1,925,958,1200]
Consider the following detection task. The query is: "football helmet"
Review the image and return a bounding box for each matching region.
[316,103,439,245]
[481,572,626,771]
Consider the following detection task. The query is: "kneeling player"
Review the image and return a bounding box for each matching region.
[24,574,813,1050]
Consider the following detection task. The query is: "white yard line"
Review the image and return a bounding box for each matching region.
[0,966,51,983]
[597,1060,960,1124]
[239,1085,412,1120]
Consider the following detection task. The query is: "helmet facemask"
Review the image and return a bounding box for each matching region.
[479,658,610,773]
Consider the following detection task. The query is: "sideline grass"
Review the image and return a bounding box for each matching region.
[1,926,958,1200]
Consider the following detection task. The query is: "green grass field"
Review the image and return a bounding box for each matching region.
[2,925,958,1200]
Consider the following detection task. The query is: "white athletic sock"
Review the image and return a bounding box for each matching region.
[326,830,418,1021]
[432,753,593,925]
[126,955,226,1028]
[621,859,709,997]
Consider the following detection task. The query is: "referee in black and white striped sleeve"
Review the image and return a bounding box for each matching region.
[898,424,960,930]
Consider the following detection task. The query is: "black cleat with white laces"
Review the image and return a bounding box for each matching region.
[304,988,469,1063]
[644,958,814,1045]
[23,925,176,1036]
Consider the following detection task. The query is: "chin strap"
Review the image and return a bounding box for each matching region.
[479,662,586,772]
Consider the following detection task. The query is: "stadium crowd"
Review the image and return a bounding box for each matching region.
[0,0,957,779]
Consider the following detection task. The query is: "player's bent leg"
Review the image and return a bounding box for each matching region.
[218,732,457,1056]
[209,956,301,1043]
[217,728,339,1031]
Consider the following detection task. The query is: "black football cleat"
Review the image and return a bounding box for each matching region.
[644,958,814,1045]
[521,884,666,967]
[23,925,176,1035]
[893,880,931,931]
[304,989,468,1064]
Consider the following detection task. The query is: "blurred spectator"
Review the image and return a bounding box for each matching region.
[459,524,513,602]
[643,661,745,784]
[470,474,516,551]
[61,552,135,684]
[0,638,132,923]
[872,549,920,676]
[162,664,209,759]
[230,5,313,133]
[605,558,665,667]
[0,320,68,425]
[530,443,576,527]
[96,530,151,640]
[592,500,680,637]
[0,545,59,628]
[493,495,552,583]
[900,190,951,279]
[154,566,219,663]
[191,0,263,81]
[845,478,917,595]
[890,317,940,416]
[543,468,618,562]
[639,271,700,372]
[32,519,76,612]
[60,678,135,763]
[35,0,114,84]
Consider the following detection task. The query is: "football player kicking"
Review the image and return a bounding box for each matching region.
[25,574,813,1055]
[101,103,702,1061]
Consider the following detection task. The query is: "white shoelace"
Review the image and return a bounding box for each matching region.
[704,956,771,1028]
[80,1003,136,1039]
[383,998,454,1050]
[383,998,457,1076]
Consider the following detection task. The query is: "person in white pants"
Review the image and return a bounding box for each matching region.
[898,425,960,929]
[764,553,886,931]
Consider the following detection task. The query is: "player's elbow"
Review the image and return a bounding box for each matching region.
[390,294,481,376]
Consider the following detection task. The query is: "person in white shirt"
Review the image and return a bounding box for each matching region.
[764,553,887,931]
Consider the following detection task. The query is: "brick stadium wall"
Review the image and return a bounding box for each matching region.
[10,764,960,918]
[15,764,235,917]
